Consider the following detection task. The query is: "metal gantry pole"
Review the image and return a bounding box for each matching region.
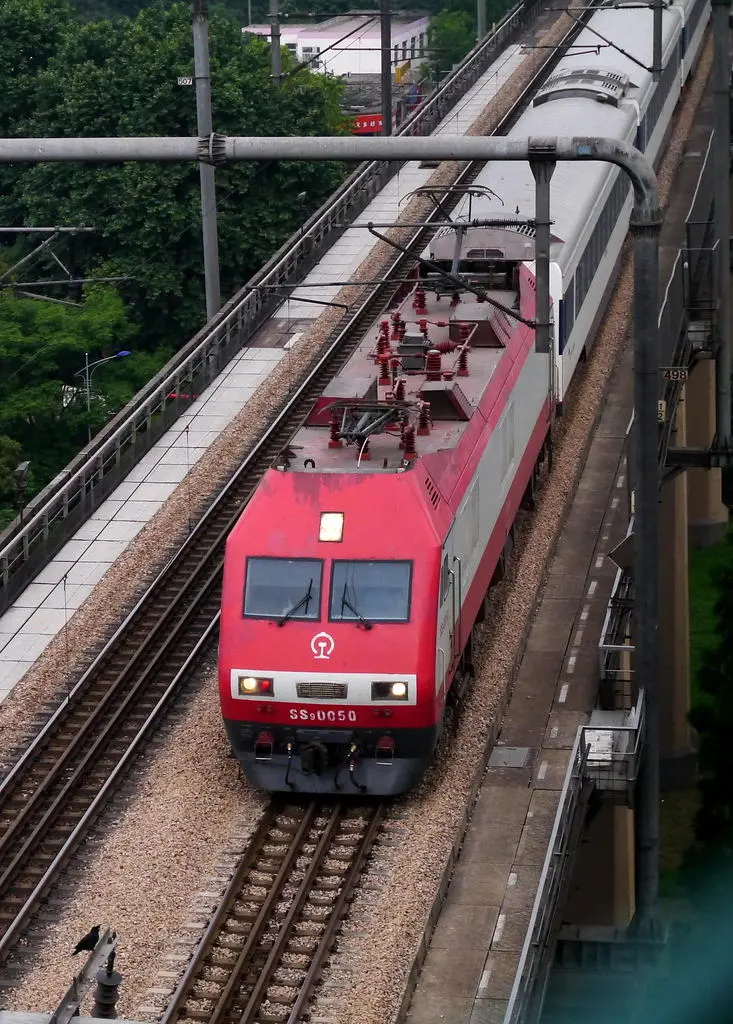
[380,0,393,136]
[477,0,488,43]
[712,0,731,449]
[530,145,555,357]
[270,0,282,85]
[192,0,221,320]
[651,0,664,81]
[630,199,664,932]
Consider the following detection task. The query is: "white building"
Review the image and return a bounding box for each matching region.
[242,14,430,78]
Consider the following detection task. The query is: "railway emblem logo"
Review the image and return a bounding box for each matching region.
[310,631,335,660]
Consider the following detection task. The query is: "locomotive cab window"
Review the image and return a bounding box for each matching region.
[330,560,412,623]
[243,557,322,621]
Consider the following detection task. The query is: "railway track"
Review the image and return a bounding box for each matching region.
[0,4,595,969]
[160,800,383,1024]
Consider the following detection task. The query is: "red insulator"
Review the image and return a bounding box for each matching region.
[402,424,417,461]
[380,319,390,337]
[434,340,457,354]
[413,285,427,314]
[390,311,401,340]
[443,370,455,381]
[419,318,428,336]
[395,378,406,402]
[425,348,442,381]
[328,411,342,448]
[459,322,471,343]
[390,357,400,386]
[417,401,431,436]
[457,347,469,377]
[375,333,390,360]
[378,355,391,386]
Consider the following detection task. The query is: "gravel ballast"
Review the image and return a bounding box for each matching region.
[4,666,268,1019]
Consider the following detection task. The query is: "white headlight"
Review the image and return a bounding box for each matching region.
[319,512,344,542]
[391,682,407,698]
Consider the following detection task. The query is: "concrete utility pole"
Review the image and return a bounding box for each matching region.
[270,0,282,85]
[712,0,731,448]
[381,0,392,136]
[192,0,221,320]
[477,0,488,42]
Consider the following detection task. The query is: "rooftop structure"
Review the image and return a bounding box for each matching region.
[243,14,430,77]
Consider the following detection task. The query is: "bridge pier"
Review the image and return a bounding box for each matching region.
[685,360,728,546]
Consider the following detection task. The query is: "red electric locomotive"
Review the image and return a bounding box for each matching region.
[219,257,552,795]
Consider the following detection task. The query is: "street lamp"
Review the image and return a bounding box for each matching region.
[14,461,30,526]
[74,350,132,442]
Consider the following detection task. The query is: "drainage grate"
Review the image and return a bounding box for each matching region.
[488,746,531,768]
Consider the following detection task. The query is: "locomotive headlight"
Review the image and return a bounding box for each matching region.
[319,512,344,542]
[237,675,274,697]
[371,680,409,701]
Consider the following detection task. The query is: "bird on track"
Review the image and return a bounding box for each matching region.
[72,925,101,956]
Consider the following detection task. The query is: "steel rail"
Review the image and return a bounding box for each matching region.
[284,805,385,1024]
[0,12,593,963]
[0,614,220,963]
[160,802,314,1023]
[161,801,384,1024]
[237,805,346,1024]
[0,0,543,615]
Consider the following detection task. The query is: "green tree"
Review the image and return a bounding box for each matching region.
[688,554,733,883]
[0,288,139,484]
[428,9,475,75]
[8,0,346,348]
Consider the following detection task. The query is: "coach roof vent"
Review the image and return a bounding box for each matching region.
[533,68,630,108]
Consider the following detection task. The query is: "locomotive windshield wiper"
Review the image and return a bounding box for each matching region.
[277,578,314,626]
[340,584,373,631]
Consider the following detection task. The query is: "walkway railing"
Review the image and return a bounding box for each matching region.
[0,0,540,614]
[502,729,590,1024]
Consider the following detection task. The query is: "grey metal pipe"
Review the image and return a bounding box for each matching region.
[0,135,661,202]
[712,0,731,448]
[192,0,222,320]
[381,0,393,136]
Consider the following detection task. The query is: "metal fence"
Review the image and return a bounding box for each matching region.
[598,562,635,710]
[583,693,646,800]
[657,131,716,465]
[502,730,590,1024]
[0,0,542,614]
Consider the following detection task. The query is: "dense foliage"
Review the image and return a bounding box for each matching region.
[687,548,733,883]
[0,0,346,524]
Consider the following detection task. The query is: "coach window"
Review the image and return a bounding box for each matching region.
[243,557,322,620]
[330,560,412,623]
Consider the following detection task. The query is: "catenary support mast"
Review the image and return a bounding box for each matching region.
[192,0,221,319]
